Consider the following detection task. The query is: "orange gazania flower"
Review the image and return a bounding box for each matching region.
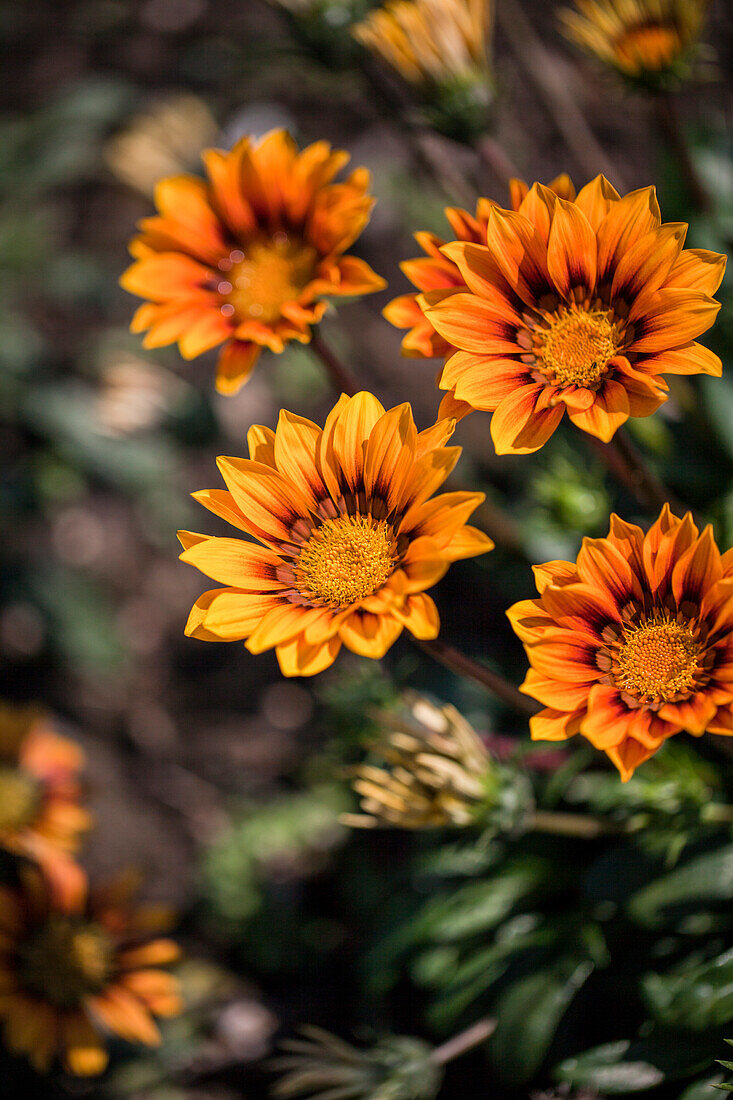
[0,702,91,869]
[419,176,725,452]
[560,0,709,86]
[383,174,576,359]
[178,392,493,677]
[0,866,181,1075]
[508,505,733,781]
[121,130,385,395]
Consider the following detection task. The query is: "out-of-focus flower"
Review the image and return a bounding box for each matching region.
[104,94,219,198]
[0,866,182,1075]
[0,702,91,872]
[121,130,385,395]
[343,692,494,828]
[384,175,575,362]
[177,392,493,677]
[94,348,188,437]
[271,1026,443,1099]
[508,505,733,781]
[353,0,495,141]
[419,176,725,451]
[560,0,709,89]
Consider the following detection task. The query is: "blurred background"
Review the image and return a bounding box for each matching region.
[1,0,733,1096]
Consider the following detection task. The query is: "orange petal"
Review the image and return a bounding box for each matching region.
[339,610,403,658]
[63,1011,108,1076]
[530,707,584,741]
[391,592,440,639]
[566,379,629,441]
[275,635,342,676]
[179,536,284,589]
[215,340,260,395]
[630,288,720,355]
[546,198,597,299]
[490,384,564,455]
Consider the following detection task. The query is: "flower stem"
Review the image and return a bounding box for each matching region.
[418,638,540,717]
[654,93,712,214]
[475,134,520,192]
[527,809,621,838]
[585,427,682,515]
[311,330,360,397]
[429,1016,497,1065]
[495,0,625,187]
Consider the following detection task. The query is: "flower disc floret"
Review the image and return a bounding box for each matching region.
[535,308,621,390]
[20,919,112,1008]
[296,515,398,608]
[615,613,701,704]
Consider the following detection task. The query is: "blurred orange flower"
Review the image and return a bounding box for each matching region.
[0,866,181,1075]
[508,505,733,781]
[383,175,575,360]
[0,702,91,872]
[121,130,385,395]
[418,176,725,452]
[178,392,493,676]
[560,0,709,84]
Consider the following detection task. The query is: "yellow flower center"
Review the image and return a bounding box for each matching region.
[221,235,318,325]
[295,514,398,608]
[614,22,683,73]
[536,309,620,390]
[615,613,701,703]
[0,765,41,833]
[20,918,113,1008]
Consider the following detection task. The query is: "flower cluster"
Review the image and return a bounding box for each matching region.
[0,703,181,1076]
[116,118,731,782]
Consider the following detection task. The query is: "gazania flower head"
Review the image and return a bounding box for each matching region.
[0,866,181,1075]
[178,392,493,677]
[121,130,385,395]
[271,1026,443,1100]
[384,174,576,362]
[560,0,710,89]
[508,505,733,781]
[343,692,493,828]
[0,702,91,867]
[353,0,495,140]
[419,176,725,452]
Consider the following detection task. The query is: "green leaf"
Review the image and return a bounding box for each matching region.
[643,949,733,1030]
[628,844,733,927]
[556,1030,721,1092]
[678,1077,726,1099]
[486,955,593,1084]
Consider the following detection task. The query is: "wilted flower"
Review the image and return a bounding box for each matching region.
[0,866,181,1075]
[271,1026,443,1099]
[0,702,91,875]
[353,0,494,140]
[343,692,496,828]
[383,175,575,364]
[178,392,493,677]
[419,176,725,451]
[121,130,385,395]
[104,94,218,198]
[508,505,733,781]
[560,0,710,88]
